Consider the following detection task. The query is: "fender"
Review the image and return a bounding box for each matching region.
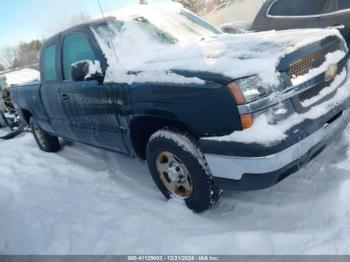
[128,80,242,137]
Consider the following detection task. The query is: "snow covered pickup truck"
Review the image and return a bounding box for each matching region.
[11,4,350,212]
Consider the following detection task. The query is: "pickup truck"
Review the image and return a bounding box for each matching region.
[11,3,350,212]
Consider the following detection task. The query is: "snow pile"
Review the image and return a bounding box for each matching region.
[2,69,40,86]
[94,3,345,86]
[2,127,350,254]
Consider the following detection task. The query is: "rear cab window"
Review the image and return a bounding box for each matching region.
[43,44,57,82]
[268,0,329,16]
[62,32,96,80]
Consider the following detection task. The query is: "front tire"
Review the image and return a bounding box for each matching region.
[146,129,220,212]
[30,118,60,153]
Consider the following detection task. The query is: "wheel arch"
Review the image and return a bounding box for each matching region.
[129,116,197,159]
[19,108,32,125]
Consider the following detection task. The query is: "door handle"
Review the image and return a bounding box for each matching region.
[61,94,69,101]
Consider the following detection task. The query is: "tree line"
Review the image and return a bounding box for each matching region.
[0,40,42,72]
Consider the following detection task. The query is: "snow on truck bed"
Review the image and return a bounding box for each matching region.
[2,68,40,86]
[2,129,350,254]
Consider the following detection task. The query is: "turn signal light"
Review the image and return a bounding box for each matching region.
[228,83,253,129]
[240,114,254,129]
[228,82,246,105]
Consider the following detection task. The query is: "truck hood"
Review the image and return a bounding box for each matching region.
[102,28,347,86]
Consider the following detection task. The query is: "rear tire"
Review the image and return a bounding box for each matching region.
[146,129,220,213]
[30,118,60,153]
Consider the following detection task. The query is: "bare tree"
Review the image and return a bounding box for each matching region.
[12,40,41,68]
[0,40,41,70]
[0,47,19,70]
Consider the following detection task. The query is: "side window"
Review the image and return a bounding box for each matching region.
[43,44,57,82]
[62,32,96,80]
[338,0,350,10]
[268,0,328,16]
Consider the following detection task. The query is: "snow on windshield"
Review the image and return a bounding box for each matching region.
[92,3,221,84]
[92,3,346,86]
[113,2,221,42]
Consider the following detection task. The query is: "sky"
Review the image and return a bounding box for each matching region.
[0,0,164,48]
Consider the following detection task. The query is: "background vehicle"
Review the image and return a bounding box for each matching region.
[0,69,39,139]
[10,4,350,212]
[251,0,350,44]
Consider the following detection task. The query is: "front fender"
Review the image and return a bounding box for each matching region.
[128,81,241,137]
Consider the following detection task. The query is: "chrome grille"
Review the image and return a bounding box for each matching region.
[287,43,340,79]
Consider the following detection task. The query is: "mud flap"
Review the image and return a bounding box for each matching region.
[0,113,25,140]
[0,123,25,140]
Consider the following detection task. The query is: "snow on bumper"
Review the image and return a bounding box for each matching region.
[203,62,350,181]
[205,108,350,181]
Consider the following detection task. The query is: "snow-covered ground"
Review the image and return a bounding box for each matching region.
[1,127,350,255]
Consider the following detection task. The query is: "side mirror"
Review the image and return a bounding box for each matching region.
[71,60,104,82]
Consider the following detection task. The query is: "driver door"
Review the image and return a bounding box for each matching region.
[58,30,128,153]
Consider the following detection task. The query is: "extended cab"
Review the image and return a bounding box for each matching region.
[11,3,350,212]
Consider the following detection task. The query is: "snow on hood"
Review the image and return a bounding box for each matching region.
[3,68,40,86]
[138,29,346,85]
[95,4,346,86]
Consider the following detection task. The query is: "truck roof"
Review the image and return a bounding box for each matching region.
[42,16,116,48]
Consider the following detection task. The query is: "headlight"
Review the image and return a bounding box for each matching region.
[227,75,287,130]
[228,75,283,105]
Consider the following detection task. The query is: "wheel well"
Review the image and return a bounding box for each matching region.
[130,117,196,159]
[21,109,32,125]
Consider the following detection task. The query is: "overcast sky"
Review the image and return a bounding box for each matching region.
[0,0,165,48]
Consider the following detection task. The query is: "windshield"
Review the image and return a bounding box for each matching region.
[90,5,222,72]
[92,9,221,45]
[93,19,178,46]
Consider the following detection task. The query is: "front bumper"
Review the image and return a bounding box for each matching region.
[200,73,350,190]
[204,108,350,190]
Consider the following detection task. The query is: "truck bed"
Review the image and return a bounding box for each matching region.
[11,82,48,126]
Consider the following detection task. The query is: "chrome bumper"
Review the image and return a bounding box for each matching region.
[205,109,350,181]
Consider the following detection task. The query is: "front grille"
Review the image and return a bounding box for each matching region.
[298,81,329,103]
[287,43,340,79]
[294,61,346,112]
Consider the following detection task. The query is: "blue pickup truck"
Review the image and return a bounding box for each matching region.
[11,4,350,212]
